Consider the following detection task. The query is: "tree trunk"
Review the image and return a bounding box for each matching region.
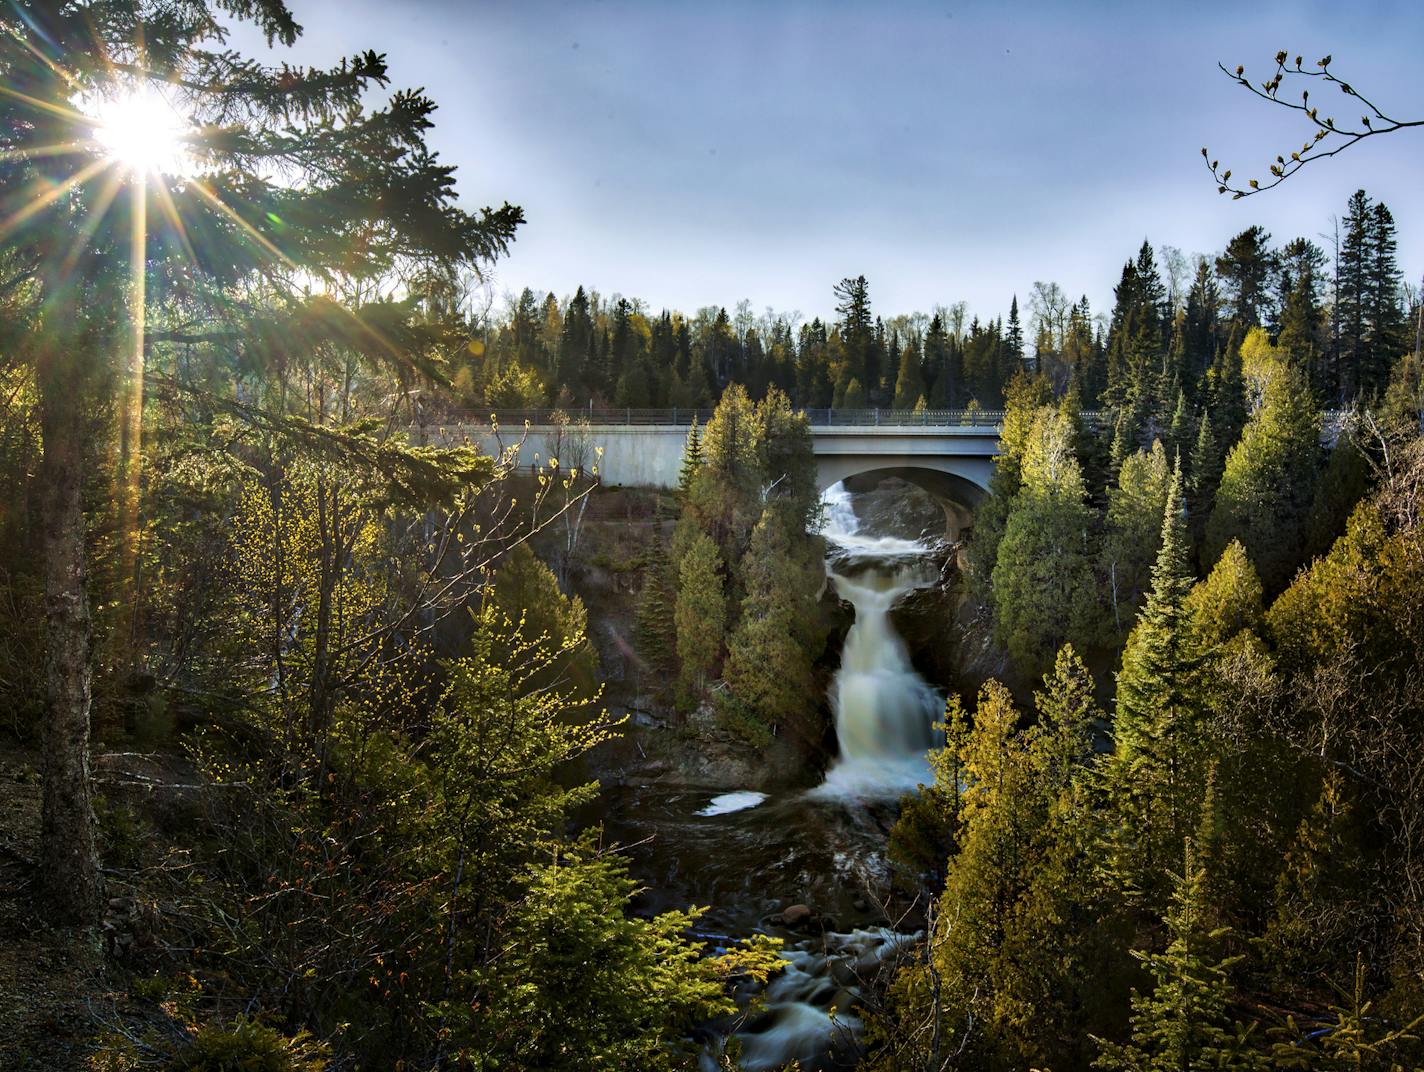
[38,363,101,924]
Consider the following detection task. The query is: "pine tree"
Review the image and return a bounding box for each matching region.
[1095,840,1267,1072]
[834,275,875,391]
[721,506,826,743]
[634,528,680,687]
[677,419,703,500]
[1215,225,1276,329]
[1102,441,1173,636]
[674,532,725,704]
[892,333,927,410]
[0,1,522,922]
[1205,360,1320,593]
[991,408,1103,677]
[1108,462,1204,902]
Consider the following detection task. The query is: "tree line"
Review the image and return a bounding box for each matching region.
[460,190,1416,416]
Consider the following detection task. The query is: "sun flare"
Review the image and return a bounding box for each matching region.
[88,84,191,177]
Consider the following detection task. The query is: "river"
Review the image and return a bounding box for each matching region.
[600,480,947,1069]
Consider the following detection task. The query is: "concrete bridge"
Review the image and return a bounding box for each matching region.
[426,405,1348,538]
[429,408,1019,533]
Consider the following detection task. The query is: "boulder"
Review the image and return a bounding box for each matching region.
[781,903,814,927]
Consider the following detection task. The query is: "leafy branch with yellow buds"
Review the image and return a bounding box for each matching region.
[1203,51,1421,197]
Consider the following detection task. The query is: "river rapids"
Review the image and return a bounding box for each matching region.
[600,480,948,1069]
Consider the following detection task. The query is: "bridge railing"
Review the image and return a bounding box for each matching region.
[452,406,1034,428]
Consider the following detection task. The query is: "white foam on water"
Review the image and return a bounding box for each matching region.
[696,790,769,817]
[815,482,942,800]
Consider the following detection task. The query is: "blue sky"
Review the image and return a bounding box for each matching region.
[234,0,1423,323]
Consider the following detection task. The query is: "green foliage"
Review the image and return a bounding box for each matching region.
[1102,440,1173,635]
[1269,957,1424,1071]
[490,541,598,697]
[1108,464,1206,905]
[876,660,1117,1071]
[464,847,782,1072]
[991,406,1102,676]
[965,372,1052,604]
[674,531,725,704]
[1185,539,1265,652]
[1304,430,1375,560]
[165,1018,329,1072]
[722,505,827,745]
[1260,771,1366,982]
[1205,342,1321,592]
[1265,498,1409,676]
[677,419,703,501]
[1094,842,1267,1072]
[633,527,680,688]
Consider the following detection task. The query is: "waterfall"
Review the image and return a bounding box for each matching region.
[815,482,942,798]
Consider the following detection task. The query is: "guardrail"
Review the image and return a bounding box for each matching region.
[451,407,1048,428]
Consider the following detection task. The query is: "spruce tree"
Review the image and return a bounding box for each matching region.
[0,0,521,922]
[1108,462,1203,902]
[722,506,826,743]
[1275,238,1327,389]
[677,419,703,500]
[1205,360,1320,593]
[1214,225,1276,329]
[1188,411,1221,553]
[1336,190,1373,398]
[1184,540,1265,653]
[674,532,725,704]
[966,374,1052,603]
[1168,388,1191,459]
[634,528,680,687]
[1205,328,1247,452]
[1366,201,1407,393]
[1102,441,1173,636]
[991,409,1102,677]
[1184,259,1223,393]
[1006,294,1025,370]
[1095,840,1267,1072]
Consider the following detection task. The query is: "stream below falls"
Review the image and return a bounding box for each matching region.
[599,480,947,1070]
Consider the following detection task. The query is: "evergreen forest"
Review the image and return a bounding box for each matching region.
[2,4,1423,1072]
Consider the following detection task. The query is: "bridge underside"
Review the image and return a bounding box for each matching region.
[817,459,989,542]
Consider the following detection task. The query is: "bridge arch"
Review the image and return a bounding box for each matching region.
[818,462,987,542]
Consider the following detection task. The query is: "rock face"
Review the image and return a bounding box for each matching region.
[624,700,822,792]
[842,477,947,543]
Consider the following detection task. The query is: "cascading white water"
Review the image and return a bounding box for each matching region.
[683,482,944,1069]
[816,482,942,797]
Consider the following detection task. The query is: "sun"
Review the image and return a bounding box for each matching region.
[88,83,192,177]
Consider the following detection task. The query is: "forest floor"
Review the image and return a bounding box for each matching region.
[0,746,117,1071]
